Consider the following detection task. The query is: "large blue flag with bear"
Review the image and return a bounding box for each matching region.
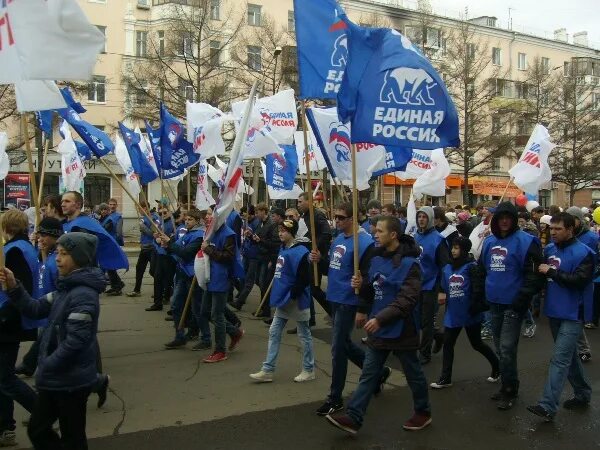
[337,17,460,150]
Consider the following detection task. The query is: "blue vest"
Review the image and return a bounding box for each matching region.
[38,251,58,296]
[176,223,187,241]
[0,240,43,330]
[544,241,595,322]
[415,229,444,290]
[360,220,371,236]
[482,230,535,305]
[577,229,599,252]
[270,244,310,310]
[326,232,373,305]
[207,225,244,292]
[368,256,418,339]
[154,219,175,256]
[441,262,481,328]
[140,213,160,246]
[173,228,204,277]
[242,217,260,259]
[102,212,124,246]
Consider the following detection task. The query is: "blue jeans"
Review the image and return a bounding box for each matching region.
[538,319,592,415]
[171,271,191,340]
[489,303,525,394]
[262,316,314,373]
[347,347,430,427]
[0,342,37,432]
[191,288,212,345]
[328,302,365,403]
[201,291,239,353]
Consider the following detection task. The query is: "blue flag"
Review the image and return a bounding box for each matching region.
[60,88,86,114]
[265,145,298,191]
[294,0,347,99]
[144,120,162,172]
[63,216,129,271]
[159,103,199,174]
[34,110,53,135]
[74,141,92,162]
[118,122,158,185]
[59,109,114,158]
[337,18,460,150]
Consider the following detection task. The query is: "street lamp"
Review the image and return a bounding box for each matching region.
[272,46,283,95]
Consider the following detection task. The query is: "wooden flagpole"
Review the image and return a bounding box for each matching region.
[301,102,319,286]
[351,143,359,295]
[21,116,40,228]
[37,138,51,212]
[178,276,197,330]
[498,177,514,204]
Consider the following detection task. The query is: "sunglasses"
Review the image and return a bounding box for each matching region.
[334,215,349,221]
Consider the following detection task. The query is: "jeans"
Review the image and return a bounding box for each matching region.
[171,271,191,340]
[347,347,430,427]
[577,330,591,354]
[106,270,123,290]
[201,291,240,353]
[153,255,176,307]
[28,388,91,450]
[191,288,212,345]
[489,303,525,395]
[328,302,365,403]
[440,323,499,382]
[420,290,437,359]
[133,246,155,293]
[0,342,37,432]
[482,311,492,332]
[235,258,259,306]
[538,319,592,415]
[262,316,314,373]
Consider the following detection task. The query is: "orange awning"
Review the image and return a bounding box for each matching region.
[384,174,463,188]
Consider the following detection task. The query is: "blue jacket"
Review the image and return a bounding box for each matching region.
[7,267,106,391]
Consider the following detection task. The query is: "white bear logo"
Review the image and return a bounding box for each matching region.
[379,68,437,106]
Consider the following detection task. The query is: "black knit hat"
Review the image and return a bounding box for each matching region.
[279,219,299,237]
[57,232,98,268]
[38,217,64,238]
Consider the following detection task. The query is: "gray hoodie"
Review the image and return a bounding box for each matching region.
[417,206,435,233]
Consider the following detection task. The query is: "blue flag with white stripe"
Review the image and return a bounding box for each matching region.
[118,122,158,185]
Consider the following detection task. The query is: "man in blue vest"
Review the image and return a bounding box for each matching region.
[312,202,383,416]
[200,221,245,363]
[326,216,431,434]
[527,212,594,421]
[108,198,124,246]
[99,203,125,296]
[231,205,260,311]
[127,201,159,298]
[414,206,449,365]
[148,205,176,312]
[480,201,544,410]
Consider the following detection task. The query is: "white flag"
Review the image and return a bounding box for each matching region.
[0,0,105,83]
[508,124,555,195]
[114,133,141,197]
[0,132,10,181]
[195,161,216,210]
[207,163,224,187]
[394,149,433,180]
[186,102,227,158]
[469,221,489,260]
[135,126,159,176]
[14,80,67,112]
[412,148,450,198]
[56,122,86,192]
[294,130,327,174]
[260,161,304,200]
[405,194,417,236]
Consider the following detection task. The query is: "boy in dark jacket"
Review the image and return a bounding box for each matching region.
[326,216,431,434]
[0,232,106,450]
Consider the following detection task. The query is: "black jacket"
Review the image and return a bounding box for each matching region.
[301,208,332,255]
[545,237,595,290]
[255,218,280,261]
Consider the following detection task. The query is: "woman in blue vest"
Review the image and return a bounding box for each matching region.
[249,219,314,383]
[147,205,176,312]
[430,236,499,389]
[527,212,594,422]
[0,210,40,447]
[326,216,431,434]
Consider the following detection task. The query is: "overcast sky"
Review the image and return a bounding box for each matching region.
[429,0,599,47]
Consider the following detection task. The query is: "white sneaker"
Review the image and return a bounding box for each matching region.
[294,370,316,382]
[249,370,273,383]
[487,374,500,383]
[0,430,16,447]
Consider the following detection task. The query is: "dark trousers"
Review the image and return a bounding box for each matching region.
[0,342,37,432]
[133,247,155,293]
[257,259,276,316]
[489,303,525,395]
[310,268,331,318]
[21,335,41,372]
[153,255,176,307]
[106,270,123,290]
[235,258,259,306]
[28,388,91,450]
[420,290,438,359]
[440,323,499,382]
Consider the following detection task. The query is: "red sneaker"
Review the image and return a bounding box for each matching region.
[229,329,245,351]
[403,412,432,431]
[326,413,359,435]
[203,352,228,363]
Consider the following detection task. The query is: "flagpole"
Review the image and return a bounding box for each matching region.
[21,116,40,229]
[498,177,514,203]
[351,143,359,295]
[36,138,51,213]
[186,170,191,209]
[301,102,319,286]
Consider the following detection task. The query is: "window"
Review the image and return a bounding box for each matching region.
[466,43,476,59]
[288,10,295,32]
[157,30,165,57]
[492,116,502,134]
[210,0,220,20]
[247,4,261,26]
[492,47,501,65]
[247,45,261,71]
[132,84,149,107]
[179,79,194,101]
[540,90,549,107]
[492,157,501,171]
[137,0,150,7]
[136,31,148,57]
[516,119,531,136]
[564,61,571,77]
[441,38,447,56]
[518,52,527,70]
[181,33,193,57]
[209,40,221,66]
[426,28,441,48]
[96,26,106,53]
[494,79,513,98]
[593,93,600,110]
[87,76,106,103]
[515,82,529,99]
[541,57,550,75]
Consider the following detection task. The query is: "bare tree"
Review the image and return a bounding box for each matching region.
[440,22,513,204]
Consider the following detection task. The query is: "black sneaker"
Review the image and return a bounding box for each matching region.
[374,366,392,396]
[164,339,187,349]
[106,289,122,297]
[497,395,517,410]
[316,400,344,416]
[527,404,554,422]
[563,397,590,410]
[145,305,163,312]
[430,379,453,389]
[97,375,110,408]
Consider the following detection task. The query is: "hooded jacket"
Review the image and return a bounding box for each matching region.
[481,202,544,312]
[415,206,450,289]
[7,267,106,391]
[358,235,422,351]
